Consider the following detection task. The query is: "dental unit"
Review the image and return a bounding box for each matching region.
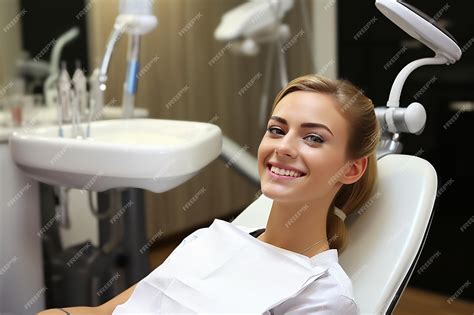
[9,0,224,306]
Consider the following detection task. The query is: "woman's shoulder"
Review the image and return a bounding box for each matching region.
[272,273,359,314]
[325,257,355,299]
[272,251,359,314]
[306,249,354,296]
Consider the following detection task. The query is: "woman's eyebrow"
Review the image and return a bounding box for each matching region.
[269,116,334,136]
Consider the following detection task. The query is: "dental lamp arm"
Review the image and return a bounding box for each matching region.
[386,55,448,108]
[378,54,450,135]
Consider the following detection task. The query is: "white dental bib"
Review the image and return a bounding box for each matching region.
[114,219,329,314]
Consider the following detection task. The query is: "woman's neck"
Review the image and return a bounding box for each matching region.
[258,199,332,258]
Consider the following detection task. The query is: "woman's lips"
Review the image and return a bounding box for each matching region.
[266,164,306,181]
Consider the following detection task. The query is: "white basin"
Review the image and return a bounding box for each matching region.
[0,105,149,142]
[9,119,222,193]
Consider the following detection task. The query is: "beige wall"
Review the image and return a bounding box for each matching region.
[88,0,315,239]
[0,0,22,89]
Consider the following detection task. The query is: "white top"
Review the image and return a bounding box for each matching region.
[113,219,359,314]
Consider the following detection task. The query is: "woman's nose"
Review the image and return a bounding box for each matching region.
[275,137,298,158]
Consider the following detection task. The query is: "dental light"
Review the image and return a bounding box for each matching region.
[214,0,294,56]
[214,0,296,132]
[374,0,462,157]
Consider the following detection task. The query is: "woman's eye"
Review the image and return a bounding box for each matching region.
[267,127,325,144]
[304,134,325,144]
[267,127,283,135]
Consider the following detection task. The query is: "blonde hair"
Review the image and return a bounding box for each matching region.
[270,74,380,252]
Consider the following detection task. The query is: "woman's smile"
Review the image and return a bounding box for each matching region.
[266,163,307,181]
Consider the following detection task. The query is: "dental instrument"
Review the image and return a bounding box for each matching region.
[97,0,158,119]
[57,63,72,137]
[374,0,462,158]
[57,63,88,139]
[71,63,87,138]
[87,68,102,137]
[72,63,88,116]
[70,88,81,138]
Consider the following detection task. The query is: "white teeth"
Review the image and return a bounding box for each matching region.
[270,165,302,177]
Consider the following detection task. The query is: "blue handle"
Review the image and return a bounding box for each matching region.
[126,60,140,94]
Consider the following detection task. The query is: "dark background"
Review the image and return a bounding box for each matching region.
[20,0,90,83]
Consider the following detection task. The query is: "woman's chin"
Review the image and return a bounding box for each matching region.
[261,186,295,201]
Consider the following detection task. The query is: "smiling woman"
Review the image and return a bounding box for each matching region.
[38,74,380,315]
[258,74,380,253]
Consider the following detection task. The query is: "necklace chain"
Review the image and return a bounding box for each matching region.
[259,231,326,255]
[299,239,325,255]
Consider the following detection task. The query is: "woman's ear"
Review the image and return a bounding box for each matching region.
[340,156,368,185]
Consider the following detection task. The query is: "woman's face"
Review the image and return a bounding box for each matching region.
[257,90,351,203]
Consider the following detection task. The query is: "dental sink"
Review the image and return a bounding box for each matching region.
[9,119,222,193]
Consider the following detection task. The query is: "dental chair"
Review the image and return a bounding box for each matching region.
[231,153,438,314]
